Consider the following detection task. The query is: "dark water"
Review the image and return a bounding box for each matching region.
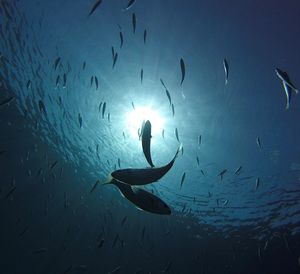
[1,0,300,273]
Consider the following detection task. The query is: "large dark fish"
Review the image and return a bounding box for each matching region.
[141,120,154,167]
[88,0,103,16]
[223,58,229,85]
[108,145,181,185]
[180,58,185,85]
[132,13,136,34]
[124,0,136,10]
[111,179,171,215]
[143,29,147,44]
[0,96,15,106]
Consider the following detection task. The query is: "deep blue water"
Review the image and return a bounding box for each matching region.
[1,0,300,273]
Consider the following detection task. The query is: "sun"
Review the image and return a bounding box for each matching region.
[125,106,165,138]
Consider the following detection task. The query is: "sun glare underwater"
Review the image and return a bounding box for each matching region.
[0,0,300,273]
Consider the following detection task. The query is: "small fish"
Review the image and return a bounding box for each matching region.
[180,58,185,85]
[175,128,179,142]
[98,239,104,248]
[88,0,103,16]
[54,57,61,70]
[102,102,106,118]
[119,32,123,48]
[55,75,60,88]
[5,186,16,200]
[122,131,126,139]
[162,129,165,139]
[180,172,186,189]
[98,102,102,112]
[171,104,175,117]
[223,58,229,85]
[82,61,86,70]
[110,179,171,215]
[90,180,100,193]
[118,158,121,168]
[121,216,127,226]
[140,69,143,84]
[132,101,135,109]
[162,261,172,273]
[132,13,136,34]
[33,248,48,254]
[234,166,242,174]
[95,76,99,90]
[112,53,118,68]
[112,234,119,248]
[275,68,298,94]
[38,100,47,116]
[63,73,67,88]
[256,137,262,149]
[0,96,15,106]
[108,113,111,123]
[143,29,147,44]
[125,0,136,10]
[78,113,82,128]
[106,145,181,186]
[50,161,58,171]
[255,177,260,191]
[165,89,171,106]
[196,156,199,166]
[160,78,167,89]
[198,135,201,147]
[26,80,31,89]
[110,266,122,274]
[90,76,94,87]
[218,169,227,180]
[111,46,115,60]
[141,120,154,167]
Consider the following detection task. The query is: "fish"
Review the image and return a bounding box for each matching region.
[143,29,147,44]
[140,69,143,84]
[278,71,297,109]
[175,128,179,142]
[118,158,121,168]
[131,102,135,109]
[98,239,104,248]
[5,186,16,200]
[50,161,58,171]
[112,53,118,68]
[121,216,127,226]
[162,129,165,139]
[160,78,167,89]
[112,234,119,248]
[180,172,186,189]
[95,76,99,90]
[90,76,94,87]
[107,145,181,186]
[171,104,175,117]
[54,57,61,70]
[180,58,185,85]
[82,61,86,70]
[124,0,136,10]
[108,113,111,122]
[88,0,103,16]
[234,166,242,174]
[223,58,229,85]
[218,169,227,180]
[198,135,201,147]
[63,73,67,88]
[255,177,260,191]
[33,248,48,254]
[275,68,298,94]
[0,96,15,106]
[55,75,60,88]
[90,180,100,193]
[256,137,262,149]
[102,102,106,118]
[111,46,115,60]
[38,100,47,116]
[109,266,122,274]
[26,80,31,89]
[119,32,123,48]
[132,13,136,34]
[111,179,171,215]
[165,89,172,106]
[196,156,199,166]
[141,120,154,167]
[98,102,102,112]
[162,261,172,273]
[78,113,82,128]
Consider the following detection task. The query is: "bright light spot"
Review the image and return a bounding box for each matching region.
[125,106,165,138]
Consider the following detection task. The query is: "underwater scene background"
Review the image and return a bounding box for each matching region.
[1,0,300,273]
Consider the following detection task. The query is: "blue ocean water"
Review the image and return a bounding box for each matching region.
[0,0,300,273]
